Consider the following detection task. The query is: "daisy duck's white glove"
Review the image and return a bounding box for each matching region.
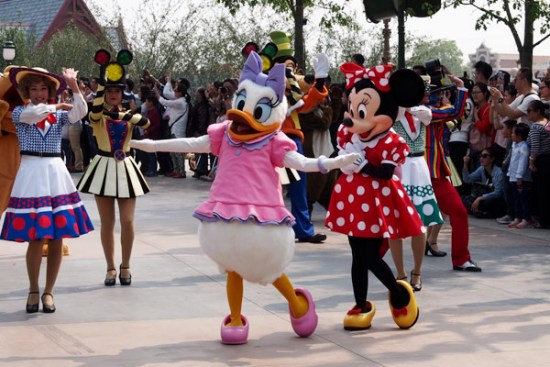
[283,151,361,173]
[129,135,211,153]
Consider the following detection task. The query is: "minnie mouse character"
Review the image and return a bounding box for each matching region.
[325,63,426,330]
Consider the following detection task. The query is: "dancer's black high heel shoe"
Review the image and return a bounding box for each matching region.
[26,291,39,313]
[425,241,447,257]
[41,292,56,313]
[119,265,132,286]
[410,271,422,292]
[104,268,116,286]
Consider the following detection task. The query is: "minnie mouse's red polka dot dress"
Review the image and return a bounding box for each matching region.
[325,129,425,239]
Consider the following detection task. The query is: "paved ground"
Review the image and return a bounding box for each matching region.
[1,172,549,367]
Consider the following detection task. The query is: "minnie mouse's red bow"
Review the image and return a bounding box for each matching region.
[340,63,393,92]
[36,113,57,129]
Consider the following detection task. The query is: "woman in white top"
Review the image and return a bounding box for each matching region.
[156,79,189,178]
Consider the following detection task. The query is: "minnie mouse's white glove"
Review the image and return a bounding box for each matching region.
[352,155,369,173]
[312,53,329,79]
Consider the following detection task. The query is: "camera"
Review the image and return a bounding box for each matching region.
[425,59,446,88]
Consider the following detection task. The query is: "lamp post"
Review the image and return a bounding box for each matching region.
[2,41,16,67]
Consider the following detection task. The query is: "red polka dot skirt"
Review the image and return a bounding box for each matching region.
[1,156,93,242]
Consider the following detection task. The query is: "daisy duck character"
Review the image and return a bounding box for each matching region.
[130,51,359,344]
[325,63,426,330]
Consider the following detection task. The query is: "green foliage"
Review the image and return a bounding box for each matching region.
[406,38,467,75]
[443,0,550,68]
[1,22,108,76]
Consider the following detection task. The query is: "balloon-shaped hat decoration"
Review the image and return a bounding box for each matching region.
[94,49,133,88]
[242,41,279,72]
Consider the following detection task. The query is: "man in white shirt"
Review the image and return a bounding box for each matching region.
[490,67,540,126]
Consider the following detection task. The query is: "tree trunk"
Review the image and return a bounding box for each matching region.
[521,0,534,70]
[294,0,305,72]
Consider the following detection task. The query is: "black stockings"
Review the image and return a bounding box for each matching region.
[348,236,408,311]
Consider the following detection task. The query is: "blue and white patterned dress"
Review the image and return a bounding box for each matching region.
[1,93,94,242]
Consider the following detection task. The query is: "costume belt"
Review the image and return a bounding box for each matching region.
[98,149,128,162]
[408,151,425,158]
[20,150,62,158]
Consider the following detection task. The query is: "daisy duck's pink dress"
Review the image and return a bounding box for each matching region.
[193,121,299,284]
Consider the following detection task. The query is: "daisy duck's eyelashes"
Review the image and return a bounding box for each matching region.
[239,51,286,104]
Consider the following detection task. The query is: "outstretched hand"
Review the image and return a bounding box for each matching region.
[312,53,329,79]
[62,68,79,82]
[321,152,361,172]
[129,139,157,153]
[62,68,80,91]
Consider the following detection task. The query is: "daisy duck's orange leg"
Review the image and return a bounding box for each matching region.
[226,271,244,326]
[273,273,318,337]
[221,271,248,344]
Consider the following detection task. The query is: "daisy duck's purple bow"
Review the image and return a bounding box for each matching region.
[239,51,285,103]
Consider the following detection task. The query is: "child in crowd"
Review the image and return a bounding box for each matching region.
[1,67,93,313]
[496,119,518,224]
[507,123,532,228]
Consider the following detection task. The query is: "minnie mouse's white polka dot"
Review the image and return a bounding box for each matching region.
[372,180,379,189]
[361,203,370,212]
[357,186,365,195]
[357,221,366,230]
[349,213,355,222]
[375,198,380,206]
[382,187,391,196]
[371,224,380,233]
[383,206,390,216]
[383,231,390,238]
[336,201,345,210]
[407,206,414,215]
[335,184,342,193]
[394,209,400,218]
[393,153,400,161]
[346,175,354,183]
[336,217,345,226]
[348,194,355,203]
[388,226,394,234]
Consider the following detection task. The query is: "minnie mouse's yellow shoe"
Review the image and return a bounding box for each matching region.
[388,280,419,329]
[343,301,376,330]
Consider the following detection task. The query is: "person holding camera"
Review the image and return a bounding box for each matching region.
[155,76,190,178]
[422,63,482,272]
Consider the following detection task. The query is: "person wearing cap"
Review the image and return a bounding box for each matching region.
[269,30,330,244]
[423,70,483,272]
[1,66,93,313]
[77,51,150,286]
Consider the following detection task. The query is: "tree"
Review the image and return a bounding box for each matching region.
[1,22,109,77]
[214,0,357,70]
[444,0,550,70]
[406,37,468,76]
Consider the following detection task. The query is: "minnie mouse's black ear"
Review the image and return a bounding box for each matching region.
[389,69,425,107]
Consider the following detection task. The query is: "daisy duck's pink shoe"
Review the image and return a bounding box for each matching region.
[220,315,249,345]
[289,288,318,337]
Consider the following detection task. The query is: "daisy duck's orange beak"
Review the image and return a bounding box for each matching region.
[227,108,280,142]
